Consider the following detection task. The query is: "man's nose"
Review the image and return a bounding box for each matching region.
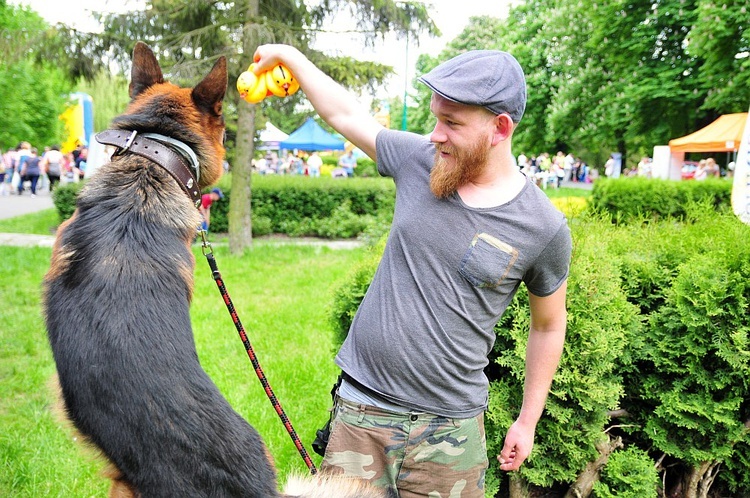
[430,121,447,144]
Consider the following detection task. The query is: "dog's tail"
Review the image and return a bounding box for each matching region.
[282,473,388,498]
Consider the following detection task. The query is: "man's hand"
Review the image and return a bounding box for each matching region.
[497,419,536,471]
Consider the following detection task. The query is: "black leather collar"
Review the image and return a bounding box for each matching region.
[95,130,201,206]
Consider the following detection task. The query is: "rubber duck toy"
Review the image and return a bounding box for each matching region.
[236,63,299,104]
[236,63,267,104]
[265,63,300,97]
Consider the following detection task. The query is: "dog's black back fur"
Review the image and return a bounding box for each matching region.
[44,43,280,497]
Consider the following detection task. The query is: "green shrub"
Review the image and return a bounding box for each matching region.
[485,215,642,493]
[249,175,394,238]
[250,215,273,237]
[593,447,659,498]
[50,181,85,221]
[52,174,396,239]
[325,207,750,496]
[320,154,379,178]
[629,229,750,460]
[606,206,750,497]
[353,157,379,178]
[589,177,731,223]
[328,235,387,347]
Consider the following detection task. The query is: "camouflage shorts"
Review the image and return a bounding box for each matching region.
[319,397,488,498]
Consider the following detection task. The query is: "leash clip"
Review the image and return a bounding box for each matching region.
[199,229,213,257]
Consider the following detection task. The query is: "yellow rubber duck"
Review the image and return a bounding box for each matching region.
[265,63,300,97]
[236,63,267,104]
[237,63,298,104]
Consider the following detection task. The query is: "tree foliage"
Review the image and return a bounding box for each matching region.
[83,0,438,251]
[0,3,72,150]
[404,0,750,170]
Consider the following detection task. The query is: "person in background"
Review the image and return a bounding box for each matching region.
[18,147,42,196]
[637,156,652,178]
[2,147,17,194]
[199,187,224,233]
[41,145,64,190]
[338,149,357,177]
[60,152,78,184]
[14,142,32,194]
[0,148,6,195]
[253,45,571,497]
[604,154,615,178]
[704,157,720,178]
[694,159,708,181]
[307,151,322,177]
[74,146,88,179]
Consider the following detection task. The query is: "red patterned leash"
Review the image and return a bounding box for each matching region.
[199,231,318,475]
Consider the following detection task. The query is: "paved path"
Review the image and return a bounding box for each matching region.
[0,232,56,247]
[0,190,55,220]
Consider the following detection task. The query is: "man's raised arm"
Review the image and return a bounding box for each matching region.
[253,44,383,161]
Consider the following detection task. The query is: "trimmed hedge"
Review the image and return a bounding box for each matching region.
[320,155,379,178]
[327,207,750,497]
[50,174,396,239]
[245,175,394,236]
[589,177,731,223]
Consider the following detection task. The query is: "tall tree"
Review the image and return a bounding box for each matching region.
[688,0,750,113]
[92,0,438,252]
[0,3,72,150]
[408,0,748,170]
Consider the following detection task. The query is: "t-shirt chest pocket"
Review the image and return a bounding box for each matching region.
[459,233,519,289]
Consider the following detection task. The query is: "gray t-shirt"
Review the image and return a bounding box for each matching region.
[335,129,572,418]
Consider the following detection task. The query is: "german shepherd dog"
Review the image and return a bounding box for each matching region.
[43,42,382,498]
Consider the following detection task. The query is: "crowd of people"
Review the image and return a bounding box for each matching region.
[1,142,89,196]
[252,149,357,178]
[617,155,724,180]
[517,150,596,189]
[693,157,721,180]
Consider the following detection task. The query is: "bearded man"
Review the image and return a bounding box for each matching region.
[254,47,572,498]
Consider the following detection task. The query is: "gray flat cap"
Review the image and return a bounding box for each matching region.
[418,50,527,123]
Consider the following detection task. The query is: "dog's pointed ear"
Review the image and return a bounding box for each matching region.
[192,56,227,116]
[129,42,164,100]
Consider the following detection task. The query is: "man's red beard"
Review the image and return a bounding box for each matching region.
[430,137,492,198]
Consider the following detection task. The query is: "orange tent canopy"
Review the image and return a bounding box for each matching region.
[669,113,748,153]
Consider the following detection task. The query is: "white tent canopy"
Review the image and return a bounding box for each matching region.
[257,122,289,150]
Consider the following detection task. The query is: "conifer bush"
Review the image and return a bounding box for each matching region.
[327,207,750,497]
[484,216,642,494]
[50,181,85,221]
[592,447,659,498]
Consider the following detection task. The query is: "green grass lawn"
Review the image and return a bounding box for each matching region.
[0,240,366,496]
[0,185,591,495]
[0,209,60,236]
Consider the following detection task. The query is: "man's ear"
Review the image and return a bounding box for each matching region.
[491,113,516,146]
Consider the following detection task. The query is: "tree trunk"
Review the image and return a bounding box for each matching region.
[672,420,749,498]
[229,0,258,254]
[508,473,530,498]
[677,461,721,498]
[563,436,623,498]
